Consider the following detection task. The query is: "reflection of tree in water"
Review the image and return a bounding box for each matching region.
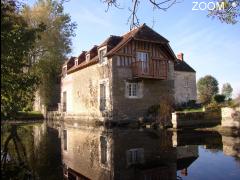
[1,124,33,179]
[1,123,62,180]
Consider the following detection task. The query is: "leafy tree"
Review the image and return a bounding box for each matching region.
[1,0,42,119]
[208,0,240,24]
[22,0,76,109]
[197,75,219,105]
[222,83,233,100]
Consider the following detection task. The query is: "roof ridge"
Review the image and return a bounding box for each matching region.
[121,24,145,38]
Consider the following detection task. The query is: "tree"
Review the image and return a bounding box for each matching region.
[1,0,42,119]
[22,0,76,109]
[197,75,219,105]
[102,0,240,29]
[213,94,226,103]
[208,0,240,24]
[222,83,233,100]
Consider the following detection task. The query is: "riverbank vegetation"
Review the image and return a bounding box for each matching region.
[1,0,76,120]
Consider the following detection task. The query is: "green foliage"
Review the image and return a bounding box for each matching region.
[213,94,226,104]
[208,0,240,24]
[197,75,219,105]
[22,0,76,108]
[222,83,233,100]
[1,0,42,119]
[206,102,221,111]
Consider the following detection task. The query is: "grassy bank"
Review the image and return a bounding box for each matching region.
[16,111,44,120]
[175,107,204,113]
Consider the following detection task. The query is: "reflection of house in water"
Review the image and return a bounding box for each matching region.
[222,135,240,158]
[61,125,178,180]
[60,125,207,180]
[176,145,198,176]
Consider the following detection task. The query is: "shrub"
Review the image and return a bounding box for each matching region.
[213,94,226,104]
[206,102,220,111]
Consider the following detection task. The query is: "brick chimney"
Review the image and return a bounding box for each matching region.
[177,52,184,61]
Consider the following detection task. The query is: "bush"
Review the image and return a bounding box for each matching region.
[174,100,201,111]
[206,102,221,111]
[213,94,226,104]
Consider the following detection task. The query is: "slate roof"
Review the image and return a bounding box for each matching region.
[174,59,196,73]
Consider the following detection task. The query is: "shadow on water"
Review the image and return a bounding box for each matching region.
[1,120,240,180]
[1,122,62,180]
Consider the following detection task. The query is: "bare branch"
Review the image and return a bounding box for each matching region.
[101,0,123,12]
[149,0,180,11]
[102,0,179,29]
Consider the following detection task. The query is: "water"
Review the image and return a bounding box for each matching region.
[1,122,240,180]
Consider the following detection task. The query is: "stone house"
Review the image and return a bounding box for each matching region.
[174,53,197,105]
[60,24,195,122]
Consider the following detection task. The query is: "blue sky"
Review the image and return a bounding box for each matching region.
[26,0,240,97]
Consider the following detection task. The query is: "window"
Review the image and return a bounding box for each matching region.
[86,54,90,61]
[126,82,142,98]
[126,148,144,165]
[74,59,78,66]
[184,76,189,87]
[62,67,67,78]
[99,48,107,64]
[63,130,67,151]
[100,83,106,111]
[100,136,107,164]
[136,51,148,62]
[129,83,137,97]
[63,91,67,112]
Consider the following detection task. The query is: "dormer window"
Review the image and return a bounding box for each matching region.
[62,66,67,78]
[99,48,107,64]
[74,59,78,66]
[86,54,90,62]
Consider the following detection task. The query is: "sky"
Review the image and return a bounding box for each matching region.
[26,0,240,97]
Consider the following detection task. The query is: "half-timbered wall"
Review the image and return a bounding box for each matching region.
[115,40,173,80]
[111,39,175,121]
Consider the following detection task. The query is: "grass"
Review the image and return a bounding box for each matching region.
[175,107,204,113]
[16,111,44,120]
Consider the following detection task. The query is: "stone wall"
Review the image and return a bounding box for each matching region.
[172,110,221,128]
[111,55,174,121]
[221,107,240,128]
[174,71,196,105]
[61,126,112,180]
[61,58,113,121]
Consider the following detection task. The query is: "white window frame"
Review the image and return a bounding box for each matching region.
[129,83,137,97]
[63,129,67,151]
[62,66,67,78]
[99,135,110,169]
[126,148,144,166]
[125,82,143,99]
[136,51,149,62]
[184,76,189,88]
[86,54,90,62]
[99,47,107,64]
[99,78,109,111]
[74,59,78,66]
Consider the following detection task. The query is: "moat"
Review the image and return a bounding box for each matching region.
[1,121,240,180]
